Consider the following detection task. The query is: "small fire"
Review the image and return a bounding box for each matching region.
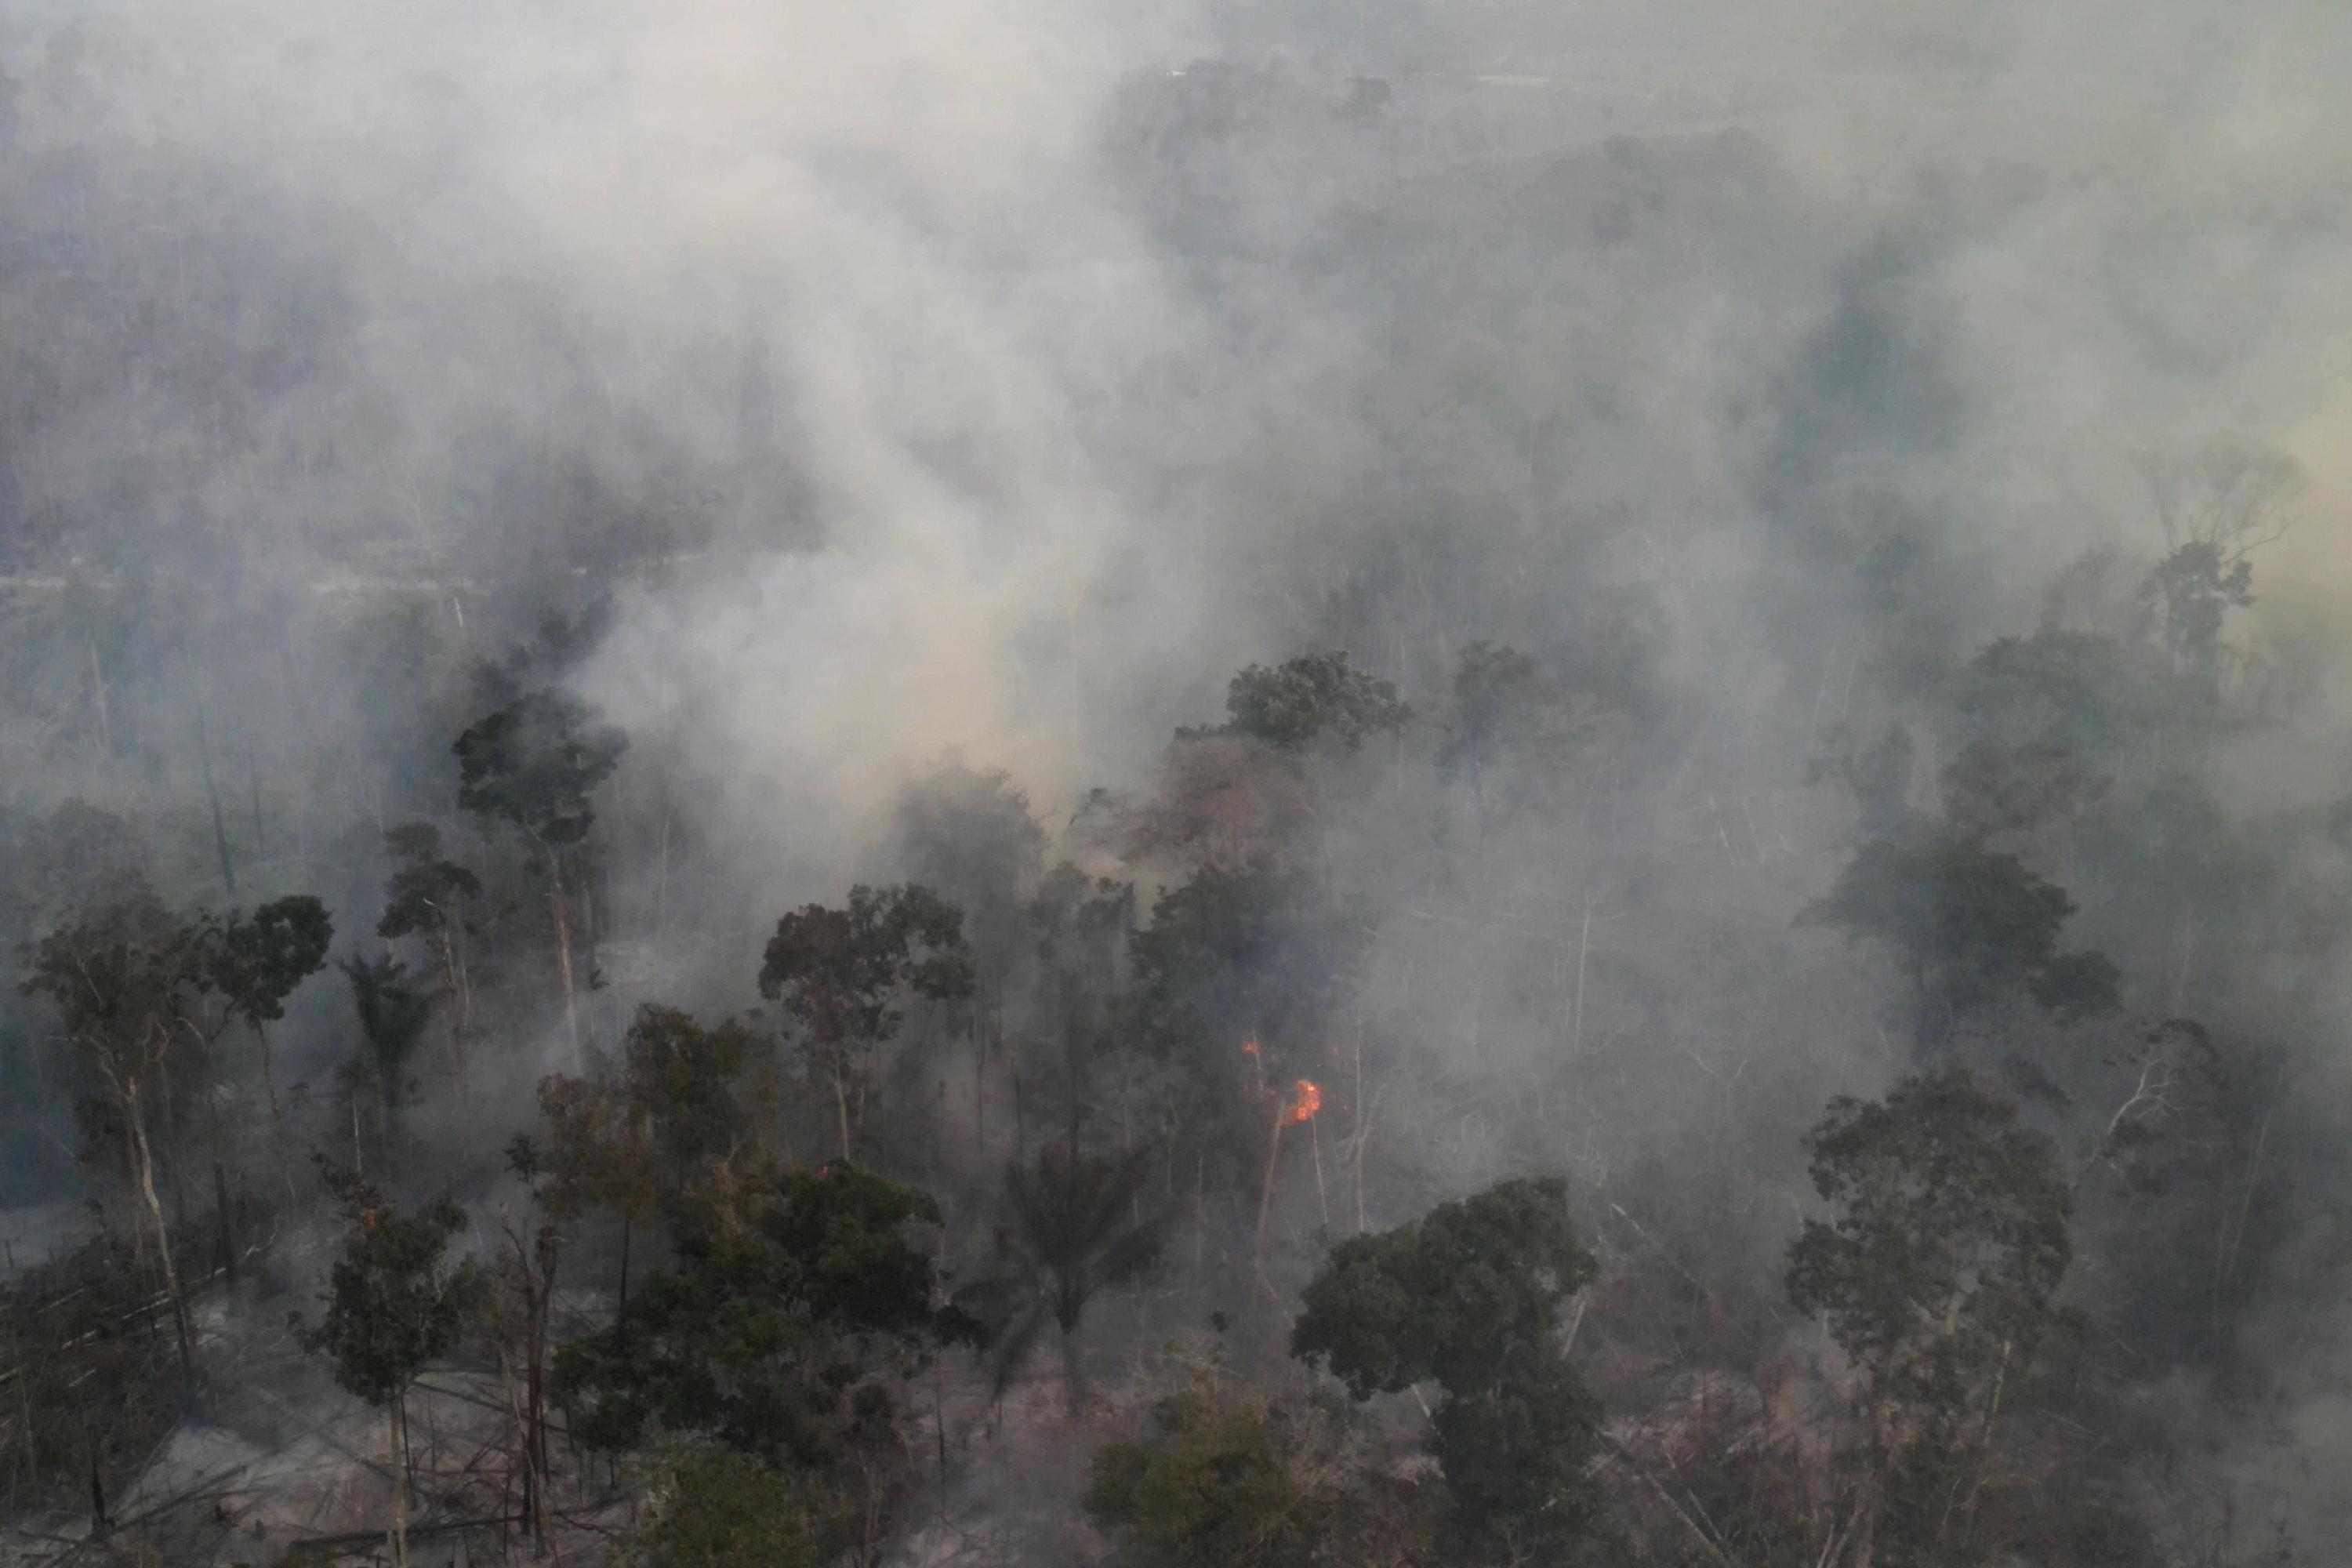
[1285,1079,1323,1124]
[1240,1040,1260,1057]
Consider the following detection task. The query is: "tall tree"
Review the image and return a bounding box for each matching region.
[339,953,435,1126]
[1193,652,1411,751]
[1439,641,1604,829]
[20,897,205,1408]
[895,764,1047,1149]
[757,884,974,1162]
[1787,1066,2072,1565]
[537,1069,658,1312]
[212,894,334,1146]
[376,822,482,1094]
[1125,860,1370,1148]
[967,1143,1171,1413]
[1802,829,2118,1047]
[1293,1177,1606,1564]
[297,1169,485,1568]
[1087,1369,1429,1568]
[551,1165,982,1565]
[617,1002,771,1206]
[452,688,627,1061]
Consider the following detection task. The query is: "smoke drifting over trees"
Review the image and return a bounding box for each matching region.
[2,0,2350,1563]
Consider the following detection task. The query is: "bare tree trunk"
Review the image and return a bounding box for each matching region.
[196,701,236,898]
[548,860,583,1067]
[86,1428,107,1535]
[212,1160,237,1287]
[387,1398,411,1568]
[254,1021,294,1199]
[1254,1109,1286,1297]
[86,633,113,762]
[437,928,471,1100]
[119,1080,196,1410]
[494,1344,545,1552]
[832,1065,854,1163]
[1058,1327,1087,1417]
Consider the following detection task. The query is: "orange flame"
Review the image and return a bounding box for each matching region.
[1240,1040,1260,1056]
[1285,1079,1323,1124]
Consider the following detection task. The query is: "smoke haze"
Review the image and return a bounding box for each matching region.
[4,0,2352,1558]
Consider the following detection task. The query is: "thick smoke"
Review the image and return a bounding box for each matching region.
[4,0,2352,1556]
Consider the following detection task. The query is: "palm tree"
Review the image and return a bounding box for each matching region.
[972,1144,1170,1415]
[341,953,435,1123]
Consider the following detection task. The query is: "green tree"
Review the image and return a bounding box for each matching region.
[376,822,483,1093]
[551,1166,981,1565]
[757,884,974,1161]
[1292,1177,1605,1563]
[339,953,435,1123]
[895,764,1047,1149]
[205,894,333,1181]
[1951,632,2151,768]
[20,896,205,1407]
[1802,830,2118,1047]
[2137,434,2296,706]
[1087,1371,1428,1568]
[1026,864,1136,1143]
[1126,861,1370,1139]
[1192,651,1410,751]
[894,762,1046,993]
[1786,1066,2072,1564]
[452,688,628,1060]
[538,1069,658,1311]
[616,1003,771,1203]
[296,1168,485,1568]
[967,1143,1171,1412]
[627,1444,841,1568]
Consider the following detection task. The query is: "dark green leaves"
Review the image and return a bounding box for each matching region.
[968,1144,1171,1399]
[297,1173,484,1409]
[1803,829,2118,1043]
[1127,861,1370,1087]
[1293,1176,1594,1401]
[1203,652,1410,751]
[339,953,434,1109]
[376,822,482,943]
[452,688,627,849]
[1292,1178,1604,1562]
[757,883,975,1048]
[212,895,334,1026]
[1787,1065,2071,1403]
[550,1164,976,1465]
